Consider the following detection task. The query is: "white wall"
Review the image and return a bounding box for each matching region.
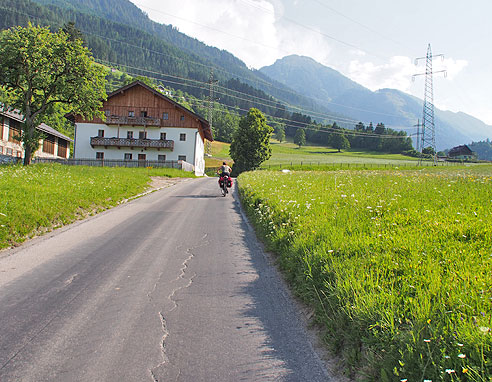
[75,123,201,163]
[194,132,205,176]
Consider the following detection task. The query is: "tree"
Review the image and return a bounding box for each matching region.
[275,125,285,143]
[331,133,350,152]
[294,128,306,148]
[0,24,107,165]
[230,108,273,175]
[422,146,436,156]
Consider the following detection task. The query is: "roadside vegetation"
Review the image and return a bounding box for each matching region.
[0,164,194,249]
[238,166,492,381]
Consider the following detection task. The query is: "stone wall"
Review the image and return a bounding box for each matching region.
[0,154,21,165]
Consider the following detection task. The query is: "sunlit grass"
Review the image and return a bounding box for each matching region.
[0,164,194,249]
[238,166,492,381]
[204,139,439,169]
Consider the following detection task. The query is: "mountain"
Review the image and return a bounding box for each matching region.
[260,55,492,150]
[29,0,325,114]
[2,0,490,150]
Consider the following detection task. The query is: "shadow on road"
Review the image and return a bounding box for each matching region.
[173,194,223,199]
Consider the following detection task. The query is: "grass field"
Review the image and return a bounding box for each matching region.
[205,139,443,170]
[238,166,492,381]
[0,164,194,249]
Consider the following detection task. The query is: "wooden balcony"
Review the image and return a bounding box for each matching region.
[90,137,174,150]
[105,116,161,126]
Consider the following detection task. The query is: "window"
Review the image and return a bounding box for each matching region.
[43,136,55,154]
[8,120,21,143]
[96,152,104,160]
[139,131,147,139]
[138,154,146,160]
[104,110,110,117]
[180,133,186,141]
[180,115,185,121]
[57,139,68,158]
[158,154,166,162]
[160,132,167,140]
[140,111,148,118]
[97,129,105,138]
[128,111,135,117]
[162,112,169,120]
[124,153,132,160]
[127,131,133,139]
[178,155,186,161]
[6,147,13,155]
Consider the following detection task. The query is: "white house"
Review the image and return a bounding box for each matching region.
[71,81,213,176]
[0,107,72,162]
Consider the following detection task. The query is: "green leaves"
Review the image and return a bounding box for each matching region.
[0,23,107,164]
[230,108,273,174]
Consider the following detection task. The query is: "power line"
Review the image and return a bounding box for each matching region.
[116,65,414,141]
[98,58,414,130]
[2,5,417,137]
[2,5,410,122]
[308,0,411,51]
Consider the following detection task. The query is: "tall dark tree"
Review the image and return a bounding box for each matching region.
[331,133,350,152]
[230,108,272,175]
[294,128,306,148]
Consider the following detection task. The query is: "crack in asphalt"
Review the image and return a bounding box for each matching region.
[148,234,209,382]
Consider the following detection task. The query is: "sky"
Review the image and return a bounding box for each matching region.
[129,0,492,126]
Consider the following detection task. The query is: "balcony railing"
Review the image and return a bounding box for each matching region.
[105,116,161,126]
[91,137,174,150]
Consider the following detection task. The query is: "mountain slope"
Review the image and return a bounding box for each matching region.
[260,55,492,150]
[30,0,328,115]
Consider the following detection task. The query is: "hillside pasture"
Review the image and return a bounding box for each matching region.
[238,166,492,381]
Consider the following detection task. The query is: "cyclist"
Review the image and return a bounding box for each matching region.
[217,161,232,177]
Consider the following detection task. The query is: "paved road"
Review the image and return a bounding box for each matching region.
[0,178,332,382]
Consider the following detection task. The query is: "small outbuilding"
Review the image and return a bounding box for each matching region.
[0,106,72,163]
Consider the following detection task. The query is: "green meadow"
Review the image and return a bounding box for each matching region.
[238,166,492,381]
[0,164,193,249]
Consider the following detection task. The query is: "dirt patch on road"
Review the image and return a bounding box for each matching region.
[148,177,191,191]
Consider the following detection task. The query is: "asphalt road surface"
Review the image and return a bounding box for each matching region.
[0,177,333,382]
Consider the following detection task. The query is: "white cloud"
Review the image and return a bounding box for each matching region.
[134,0,282,68]
[132,0,338,69]
[347,56,416,92]
[346,56,468,94]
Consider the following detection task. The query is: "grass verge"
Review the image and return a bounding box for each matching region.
[0,164,194,249]
[237,166,492,381]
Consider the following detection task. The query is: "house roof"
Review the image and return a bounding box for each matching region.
[0,106,73,142]
[448,144,474,156]
[108,81,213,141]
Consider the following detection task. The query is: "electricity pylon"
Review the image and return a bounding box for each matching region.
[206,69,218,157]
[413,44,446,165]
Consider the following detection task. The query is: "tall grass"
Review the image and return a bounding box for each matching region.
[0,164,193,249]
[238,166,492,381]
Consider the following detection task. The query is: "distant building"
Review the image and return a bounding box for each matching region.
[447,145,476,160]
[0,107,72,163]
[70,81,213,176]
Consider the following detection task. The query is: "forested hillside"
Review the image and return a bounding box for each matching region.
[468,140,492,161]
[0,0,299,119]
[25,0,326,118]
